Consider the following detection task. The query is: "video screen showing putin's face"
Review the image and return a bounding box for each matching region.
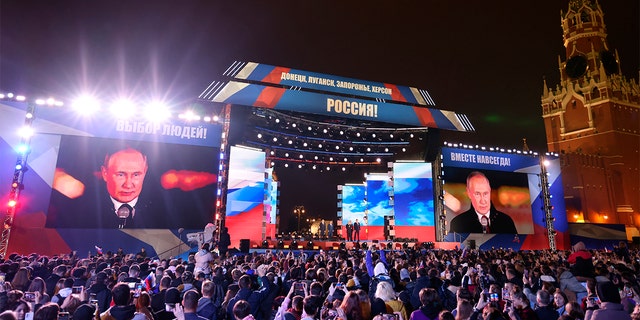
[466,173,492,215]
[101,148,148,203]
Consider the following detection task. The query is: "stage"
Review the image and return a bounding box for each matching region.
[245,239,460,252]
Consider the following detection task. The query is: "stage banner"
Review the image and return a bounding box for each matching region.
[227,61,437,106]
[393,162,434,226]
[34,105,222,147]
[210,81,473,132]
[441,147,539,172]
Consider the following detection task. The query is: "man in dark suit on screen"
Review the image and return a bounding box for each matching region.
[449,171,517,234]
[100,147,149,228]
[47,145,168,229]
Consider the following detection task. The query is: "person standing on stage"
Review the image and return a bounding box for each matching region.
[218,227,231,258]
[354,219,361,242]
[327,220,334,239]
[319,219,326,239]
[346,220,354,241]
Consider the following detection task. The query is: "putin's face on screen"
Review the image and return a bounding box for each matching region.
[466,174,491,215]
[102,148,148,203]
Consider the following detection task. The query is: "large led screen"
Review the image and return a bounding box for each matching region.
[365,173,392,226]
[225,146,265,246]
[444,167,534,234]
[46,136,218,229]
[265,168,278,225]
[393,162,434,226]
[341,184,365,226]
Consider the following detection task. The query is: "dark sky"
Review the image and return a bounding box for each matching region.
[1,1,638,230]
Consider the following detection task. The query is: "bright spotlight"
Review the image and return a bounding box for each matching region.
[72,95,100,115]
[18,126,34,138]
[543,159,551,167]
[144,101,171,122]
[16,144,29,153]
[110,99,136,119]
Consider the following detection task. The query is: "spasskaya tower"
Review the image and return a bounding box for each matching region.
[541,0,640,229]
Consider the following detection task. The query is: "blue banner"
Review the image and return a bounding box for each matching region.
[34,105,222,147]
[228,61,437,106]
[441,147,540,172]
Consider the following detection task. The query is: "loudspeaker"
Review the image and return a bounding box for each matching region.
[467,239,476,250]
[240,239,250,253]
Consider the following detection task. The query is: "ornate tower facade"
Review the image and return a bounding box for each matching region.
[541,0,640,227]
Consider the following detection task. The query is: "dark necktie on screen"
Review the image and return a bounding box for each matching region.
[481,215,490,233]
[117,204,134,228]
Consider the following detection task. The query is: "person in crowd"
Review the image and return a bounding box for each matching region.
[233,300,255,320]
[11,300,29,320]
[195,244,214,278]
[136,292,154,320]
[585,281,631,320]
[336,291,363,320]
[568,242,595,279]
[73,303,98,320]
[151,275,173,320]
[44,266,66,298]
[197,280,219,320]
[181,290,207,320]
[71,267,87,287]
[100,283,146,320]
[553,290,569,316]
[0,310,17,320]
[33,303,59,320]
[505,291,536,320]
[409,288,443,320]
[124,264,142,283]
[457,300,474,320]
[301,296,321,320]
[226,275,270,320]
[11,268,30,292]
[51,278,74,305]
[87,271,113,313]
[27,277,50,304]
[448,171,517,234]
[556,265,587,303]
[374,281,408,320]
[534,289,559,320]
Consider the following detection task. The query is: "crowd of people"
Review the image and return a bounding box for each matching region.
[0,240,639,320]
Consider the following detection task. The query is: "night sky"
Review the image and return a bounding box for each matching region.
[1,1,638,231]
